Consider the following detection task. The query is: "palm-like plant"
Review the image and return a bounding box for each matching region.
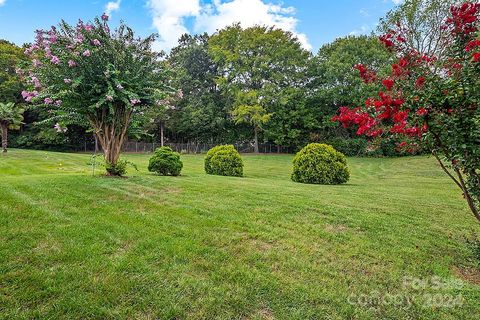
[0,102,24,153]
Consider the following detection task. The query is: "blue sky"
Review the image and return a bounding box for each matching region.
[0,0,402,52]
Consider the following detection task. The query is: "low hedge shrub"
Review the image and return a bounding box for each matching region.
[205,145,243,177]
[292,143,349,185]
[148,146,183,176]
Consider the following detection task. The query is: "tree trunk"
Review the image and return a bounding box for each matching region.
[94,134,99,153]
[160,121,164,147]
[254,126,259,153]
[433,152,480,223]
[1,123,8,153]
[90,106,131,176]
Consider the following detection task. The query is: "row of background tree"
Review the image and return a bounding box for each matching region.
[7,0,446,156]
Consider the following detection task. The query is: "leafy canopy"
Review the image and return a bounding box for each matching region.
[21,17,170,126]
[333,1,480,222]
[0,40,26,104]
[20,15,172,174]
[231,91,272,129]
[0,102,24,130]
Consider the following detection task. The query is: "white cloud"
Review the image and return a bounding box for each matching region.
[359,8,369,17]
[105,0,121,16]
[349,25,370,36]
[147,0,201,52]
[392,0,404,4]
[0,0,6,6]
[195,0,311,50]
[349,21,379,37]
[146,0,311,52]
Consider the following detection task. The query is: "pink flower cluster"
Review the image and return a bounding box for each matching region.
[21,90,38,102]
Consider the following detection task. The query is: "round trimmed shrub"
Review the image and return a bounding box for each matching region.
[291,143,349,185]
[148,146,183,176]
[205,145,243,177]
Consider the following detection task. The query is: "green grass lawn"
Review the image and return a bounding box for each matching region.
[0,149,479,319]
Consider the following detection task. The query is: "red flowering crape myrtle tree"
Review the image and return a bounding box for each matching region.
[333,2,480,223]
[21,15,171,175]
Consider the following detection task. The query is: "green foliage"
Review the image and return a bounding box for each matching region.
[0,102,25,152]
[148,146,183,176]
[21,17,171,174]
[264,87,318,148]
[465,232,480,266]
[208,24,312,147]
[204,145,243,177]
[309,35,392,132]
[0,102,24,130]
[292,143,349,185]
[324,138,368,157]
[231,91,272,128]
[0,40,26,104]
[378,0,456,59]
[209,24,310,92]
[167,34,231,142]
[104,159,137,177]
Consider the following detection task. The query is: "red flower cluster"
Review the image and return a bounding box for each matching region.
[416,108,428,116]
[333,101,424,138]
[446,2,479,35]
[465,39,480,51]
[333,2,479,152]
[415,76,426,88]
[379,33,394,48]
[465,39,480,61]
[354,64,376,83]
[391,57,409,76]
[333,87,426,139]
[332,107,380,137]
[382,79,394,91]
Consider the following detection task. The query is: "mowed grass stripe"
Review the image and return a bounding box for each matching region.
[0,149,479,319]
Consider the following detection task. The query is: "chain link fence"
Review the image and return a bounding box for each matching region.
[78,140,294,154]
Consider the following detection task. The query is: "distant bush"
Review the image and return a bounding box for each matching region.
[205,145,243,177]
[325,138,368,156]
[148,146,183,176]
[292,143,349,185]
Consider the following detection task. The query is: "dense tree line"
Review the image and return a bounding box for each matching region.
[4,0,453,155]
[3,30,397,153]
[158,28,395,154]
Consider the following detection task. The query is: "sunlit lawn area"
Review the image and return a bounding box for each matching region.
[0,149,479,319]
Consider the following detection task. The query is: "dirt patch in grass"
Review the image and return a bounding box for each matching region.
[233,232,276,253]
[248,307,275,320]
[34,238,62,254]
[163,186,182,194]
[324,223,348,233]
[452,266,480,285]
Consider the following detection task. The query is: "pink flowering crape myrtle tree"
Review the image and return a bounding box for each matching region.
[333,2,480,223]
[21,15,171,175]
